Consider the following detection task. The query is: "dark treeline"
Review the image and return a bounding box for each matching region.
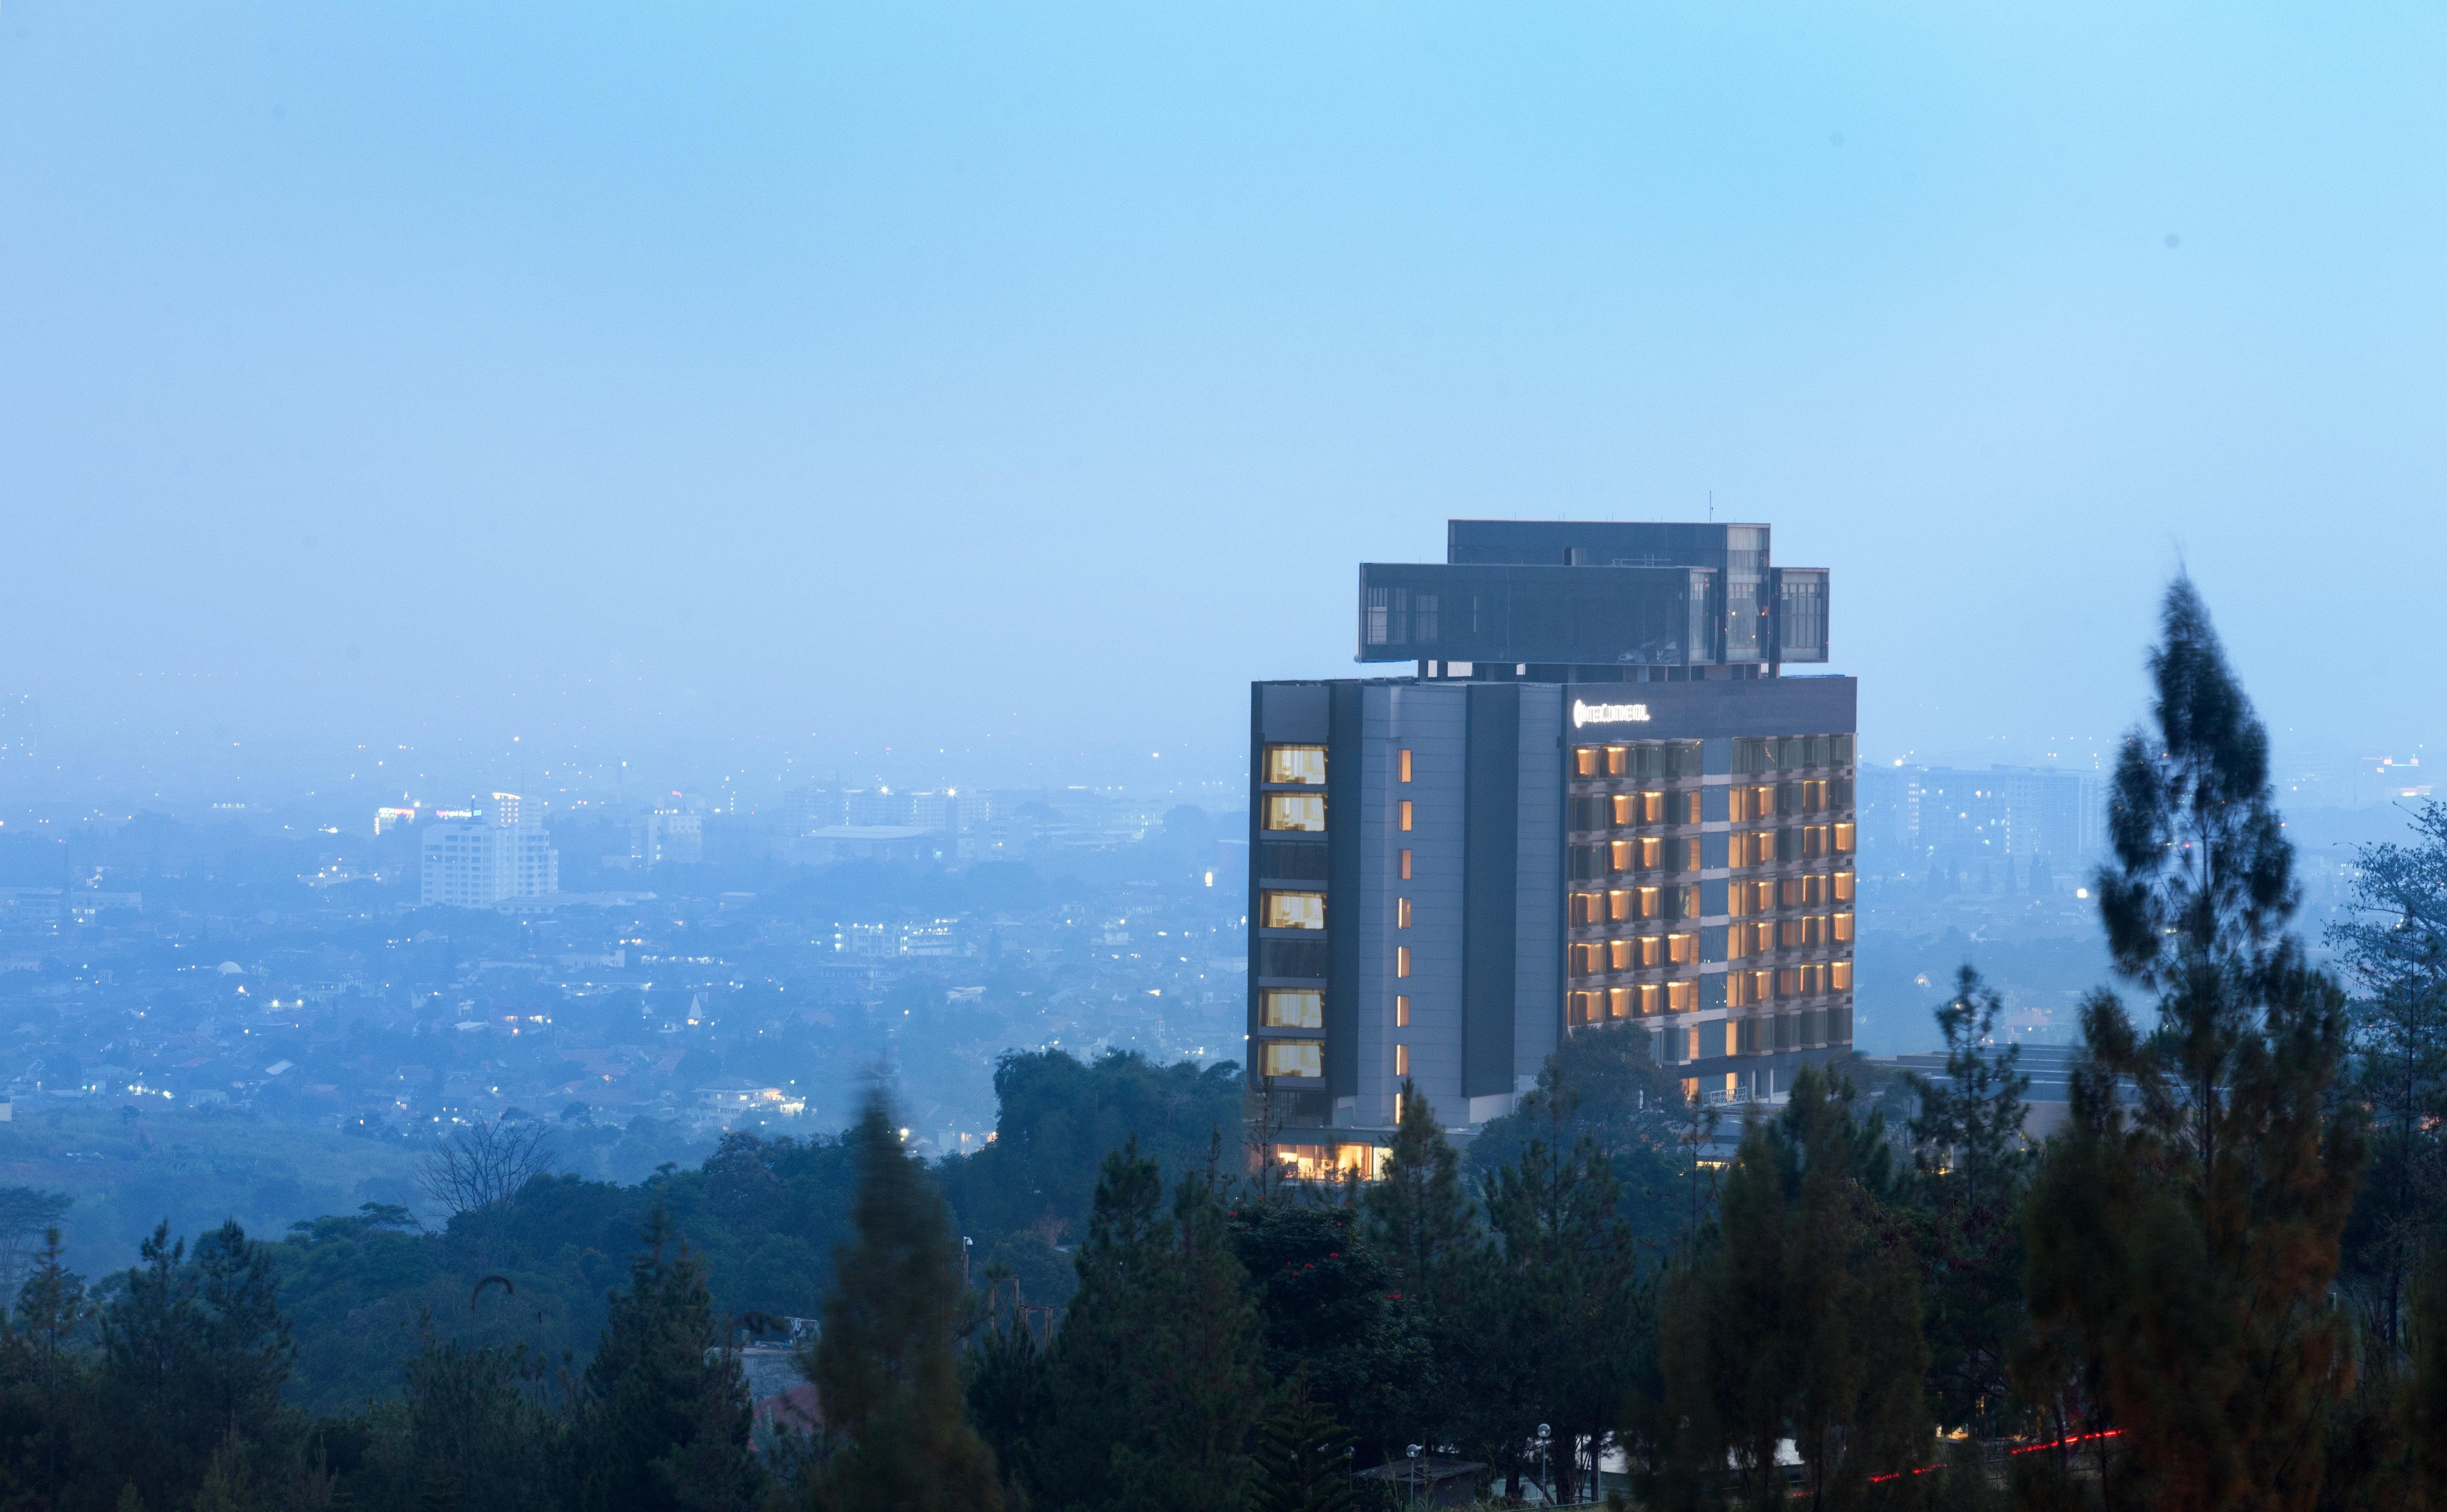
[0,579,2441,1512]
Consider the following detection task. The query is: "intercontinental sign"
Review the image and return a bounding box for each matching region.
[1570,699,1652,729]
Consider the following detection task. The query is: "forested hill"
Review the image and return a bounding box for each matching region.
[266,1047,1245,1413]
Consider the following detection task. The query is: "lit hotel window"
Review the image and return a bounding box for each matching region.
[1396,946,1412,978]
[1396,897,1413,929]
[1399,849,1412,879]
[1395,994,1410,1027]
[1264,745,1326,785]
[1264,794,1325,831]
[1398,800,1414,831]
[1394,1044,1409,1076]
[1263,1041,1324,1079]
[1398,749,1413,782]
[1263,989,1323,1029]
[1261,891,1325,930]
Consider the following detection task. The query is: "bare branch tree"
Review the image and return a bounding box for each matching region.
[417,1116,553,1216]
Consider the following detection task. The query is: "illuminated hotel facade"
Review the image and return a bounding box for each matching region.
[1246,521,1857,1178]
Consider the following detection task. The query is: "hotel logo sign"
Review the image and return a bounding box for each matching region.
[1571,700,1652,729]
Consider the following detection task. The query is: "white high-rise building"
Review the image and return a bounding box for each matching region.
[421,794,558,906]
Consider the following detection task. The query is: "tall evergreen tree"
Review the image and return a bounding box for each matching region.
[2325,800,2447,1352]
[1357,1081,1482,1457]
[1475,1079,1642,1505]
[573,1208,760,1512]
[803,1089,1003,1512]
[1907,967,2032,1431]
[1034,1140,1265,1512]
[1359,1081,1475,1309]
[2022,577,2366,1512]
[98,1220,294,1509]
[1653,1067,1927,1512]
[1244,1371,1357,1512]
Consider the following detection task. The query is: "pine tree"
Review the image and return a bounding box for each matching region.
[574,1207,761,1512]
[2325,800,2447,1352]
[1655,1067,1928,1512]
[1906,968,2031,1431]
[1244,1372,1357,1512]
[1359,1080,1474,1310]
[6,1227,92,1504]
[2023,577,2366,1512]
[393,1320,558,1512]
[967,1266,1050,1509]
[98,1219,294,1509]
[804,1088,1002,1512]
[1034,1140,1265,1512]
[1475,1082,1642,1506]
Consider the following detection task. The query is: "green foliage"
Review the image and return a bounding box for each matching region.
[802,1091,1002,1512]
[1653,1067,1928,1512]
[937,1049,1246,1249]
[273,1132,860,1415]
[570,1208,761,1512]
[1470,1071,1645,1505]
[1244,1372,1356,1512]
[1906,968,2031,1431]
[1032,1142,1265,1512]
[2022,577,2367,1512]
[2326,800,2447,1354]
[1227,1197,1426,1465]
[1466,1024,1692,1253]
[99,1218,296,1509]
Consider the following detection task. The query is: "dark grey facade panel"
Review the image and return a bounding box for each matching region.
[1326,683,1364,1099]
[1261,683,1331,742]
[1461,684,1521,1099]
[1511,685,1564,1093]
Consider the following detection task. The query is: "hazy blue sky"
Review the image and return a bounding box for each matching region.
[4,3,2442,795]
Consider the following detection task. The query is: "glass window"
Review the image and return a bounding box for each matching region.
[1667,980,1696,1013]
[1832,960,1853,991]
[1264,794,1324,832]
[1834,823,1856,853]
[1398,800,1414,831]
[1396,897,1413,929]
[1834,911,1854,942]
[1262,1041,1323,1079]
[1265,745,1326,785]
[1263,989,1322,1029]
[1574,746,1600,776]
[1396,946,1411,978]
[1394,1044,1409,1076]
[1395,994,1409,1027]
[1400,849,1412,880]
[1262,891,1325,930]
[1834,870,1855,901]
[1398,749,1413,782]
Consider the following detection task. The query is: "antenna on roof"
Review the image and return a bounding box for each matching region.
[1708,490,1713,522]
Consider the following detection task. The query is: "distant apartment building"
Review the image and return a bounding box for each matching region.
[1855,765,2100,889]
[632,808,704,868]
[421,794,558,907]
